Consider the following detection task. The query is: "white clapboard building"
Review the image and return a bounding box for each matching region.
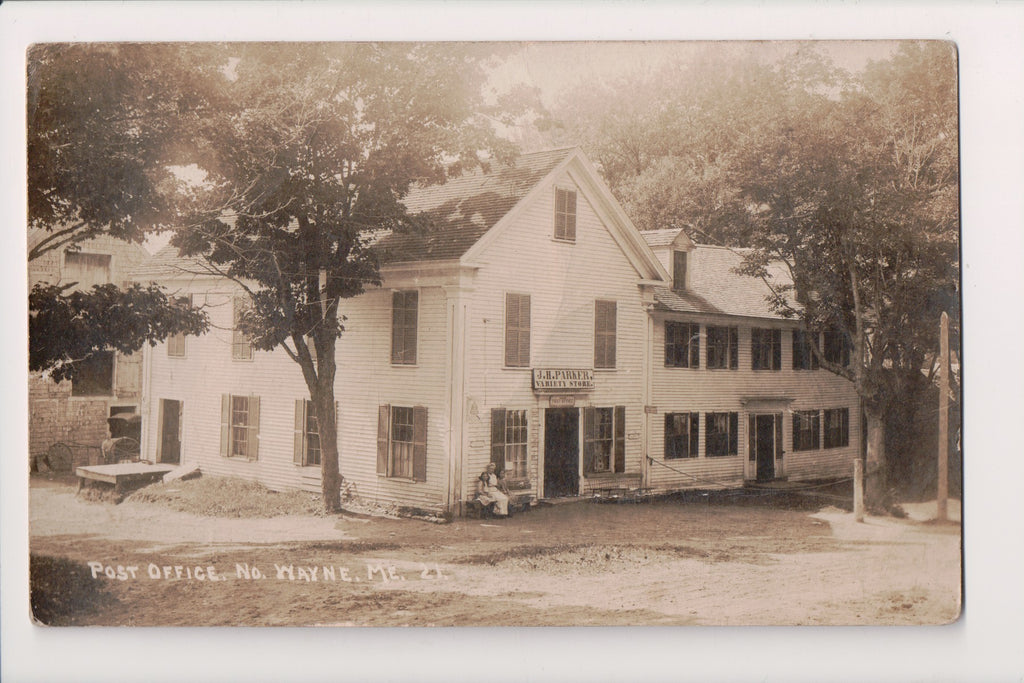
[134,148,861,514]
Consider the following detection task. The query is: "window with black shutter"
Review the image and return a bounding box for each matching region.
[824,408,850,448]
[665,321,700,368]
[706,412,738,457]
[504,293,531,368]
[707,326,738,370]
[376,404,427,480]
[792,410,821,451]
[594,300,617,369]
[752,328,781,370]
[664,412,699,459]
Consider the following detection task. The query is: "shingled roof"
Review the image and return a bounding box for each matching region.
[644,238,798,321]
[377,147,576,263]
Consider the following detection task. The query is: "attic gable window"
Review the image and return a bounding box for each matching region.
[554,187,577,241]
[673,250,688,291]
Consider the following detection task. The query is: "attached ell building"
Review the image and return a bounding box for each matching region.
[134,148,861,514]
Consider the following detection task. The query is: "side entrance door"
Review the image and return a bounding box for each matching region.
[158,399,183,465]
[544,408,579,498]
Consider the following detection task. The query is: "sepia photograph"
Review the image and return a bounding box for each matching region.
[24,38,963,629]
[6,2,1023,680]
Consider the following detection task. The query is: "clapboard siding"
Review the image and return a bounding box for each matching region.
[144,283,452,510]
[648,316,861,490]
[333,285,449,510]
[461,168,649,501]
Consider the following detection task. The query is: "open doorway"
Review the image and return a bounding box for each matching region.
[158,399,182,465]
[544,408,579,497]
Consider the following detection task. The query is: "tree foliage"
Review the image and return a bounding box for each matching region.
[170,43,529,510]
[552,42,959,507]
[27,43,217,378]
[29,283,208,382]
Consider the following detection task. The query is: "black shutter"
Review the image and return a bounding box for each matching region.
[729,328,738,369]
[772,329,782,370]
[412,406,427,482]
[613,406,625,473]
[664,413,674,459]
[690,413,699,459]
[729,412,738,455]
[690,324,700,368]
[491,408,506,468]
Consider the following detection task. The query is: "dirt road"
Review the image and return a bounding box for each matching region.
[29,481,961,626]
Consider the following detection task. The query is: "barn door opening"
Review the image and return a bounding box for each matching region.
[544,408,579,498]
[158,399,183,465]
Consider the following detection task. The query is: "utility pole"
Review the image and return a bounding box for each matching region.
[937,312,949,522]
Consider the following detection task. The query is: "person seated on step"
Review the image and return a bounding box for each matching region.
[476,462,510,518]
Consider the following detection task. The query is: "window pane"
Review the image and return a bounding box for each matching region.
[71,351,114,397]
[390,406,415,477]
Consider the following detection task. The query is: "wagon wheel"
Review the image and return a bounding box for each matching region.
[44,442,74,473]
[112,437,140,462]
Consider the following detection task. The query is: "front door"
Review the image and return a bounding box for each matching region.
[544,408,579,497]
[755,414,775,481]
[159,399,182,464]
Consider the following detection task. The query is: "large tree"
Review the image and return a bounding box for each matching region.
[28,43,214,377]
[729,43,959,508]
[552,42,959,508]
[171,43,527,511]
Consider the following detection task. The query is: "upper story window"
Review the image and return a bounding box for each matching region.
[823,329,851,367]
[391,290,418,365]
[792,329,820,370]
[751,328,782,371]
[706,326,738,370]
[665,321,700,368]
[554,187,577,241]
[64,251,111,291]
[167,295,191,358]
[594,300,617,369]
[504,293,531,368]
[71,351,114,397]
[673,250,687,291]
[232,296,253,361]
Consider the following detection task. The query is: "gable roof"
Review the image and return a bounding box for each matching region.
[132,147,669,283]
[642,237,798,322]
[375,147,576,263]
[640,228,695,250]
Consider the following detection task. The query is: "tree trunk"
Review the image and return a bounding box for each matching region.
[864,406,888,512]
[313,386,342,513]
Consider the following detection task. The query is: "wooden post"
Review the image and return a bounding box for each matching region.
[853,458,865,523]
[937,312,949,522]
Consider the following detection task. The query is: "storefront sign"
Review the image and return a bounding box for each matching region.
[532,368,594,391]
[548,395,576,408]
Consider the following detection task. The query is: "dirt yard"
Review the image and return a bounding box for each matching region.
[28,477,961,627]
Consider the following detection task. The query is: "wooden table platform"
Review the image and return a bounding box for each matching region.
[76,463,176,493]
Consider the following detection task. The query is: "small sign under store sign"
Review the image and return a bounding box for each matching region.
[532,368,595,391]
[549,395,575,408]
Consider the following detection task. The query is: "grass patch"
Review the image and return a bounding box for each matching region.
[30,555,117,625]
[126,475,324,518]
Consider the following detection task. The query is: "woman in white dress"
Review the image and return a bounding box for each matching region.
[476,462,510,517]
